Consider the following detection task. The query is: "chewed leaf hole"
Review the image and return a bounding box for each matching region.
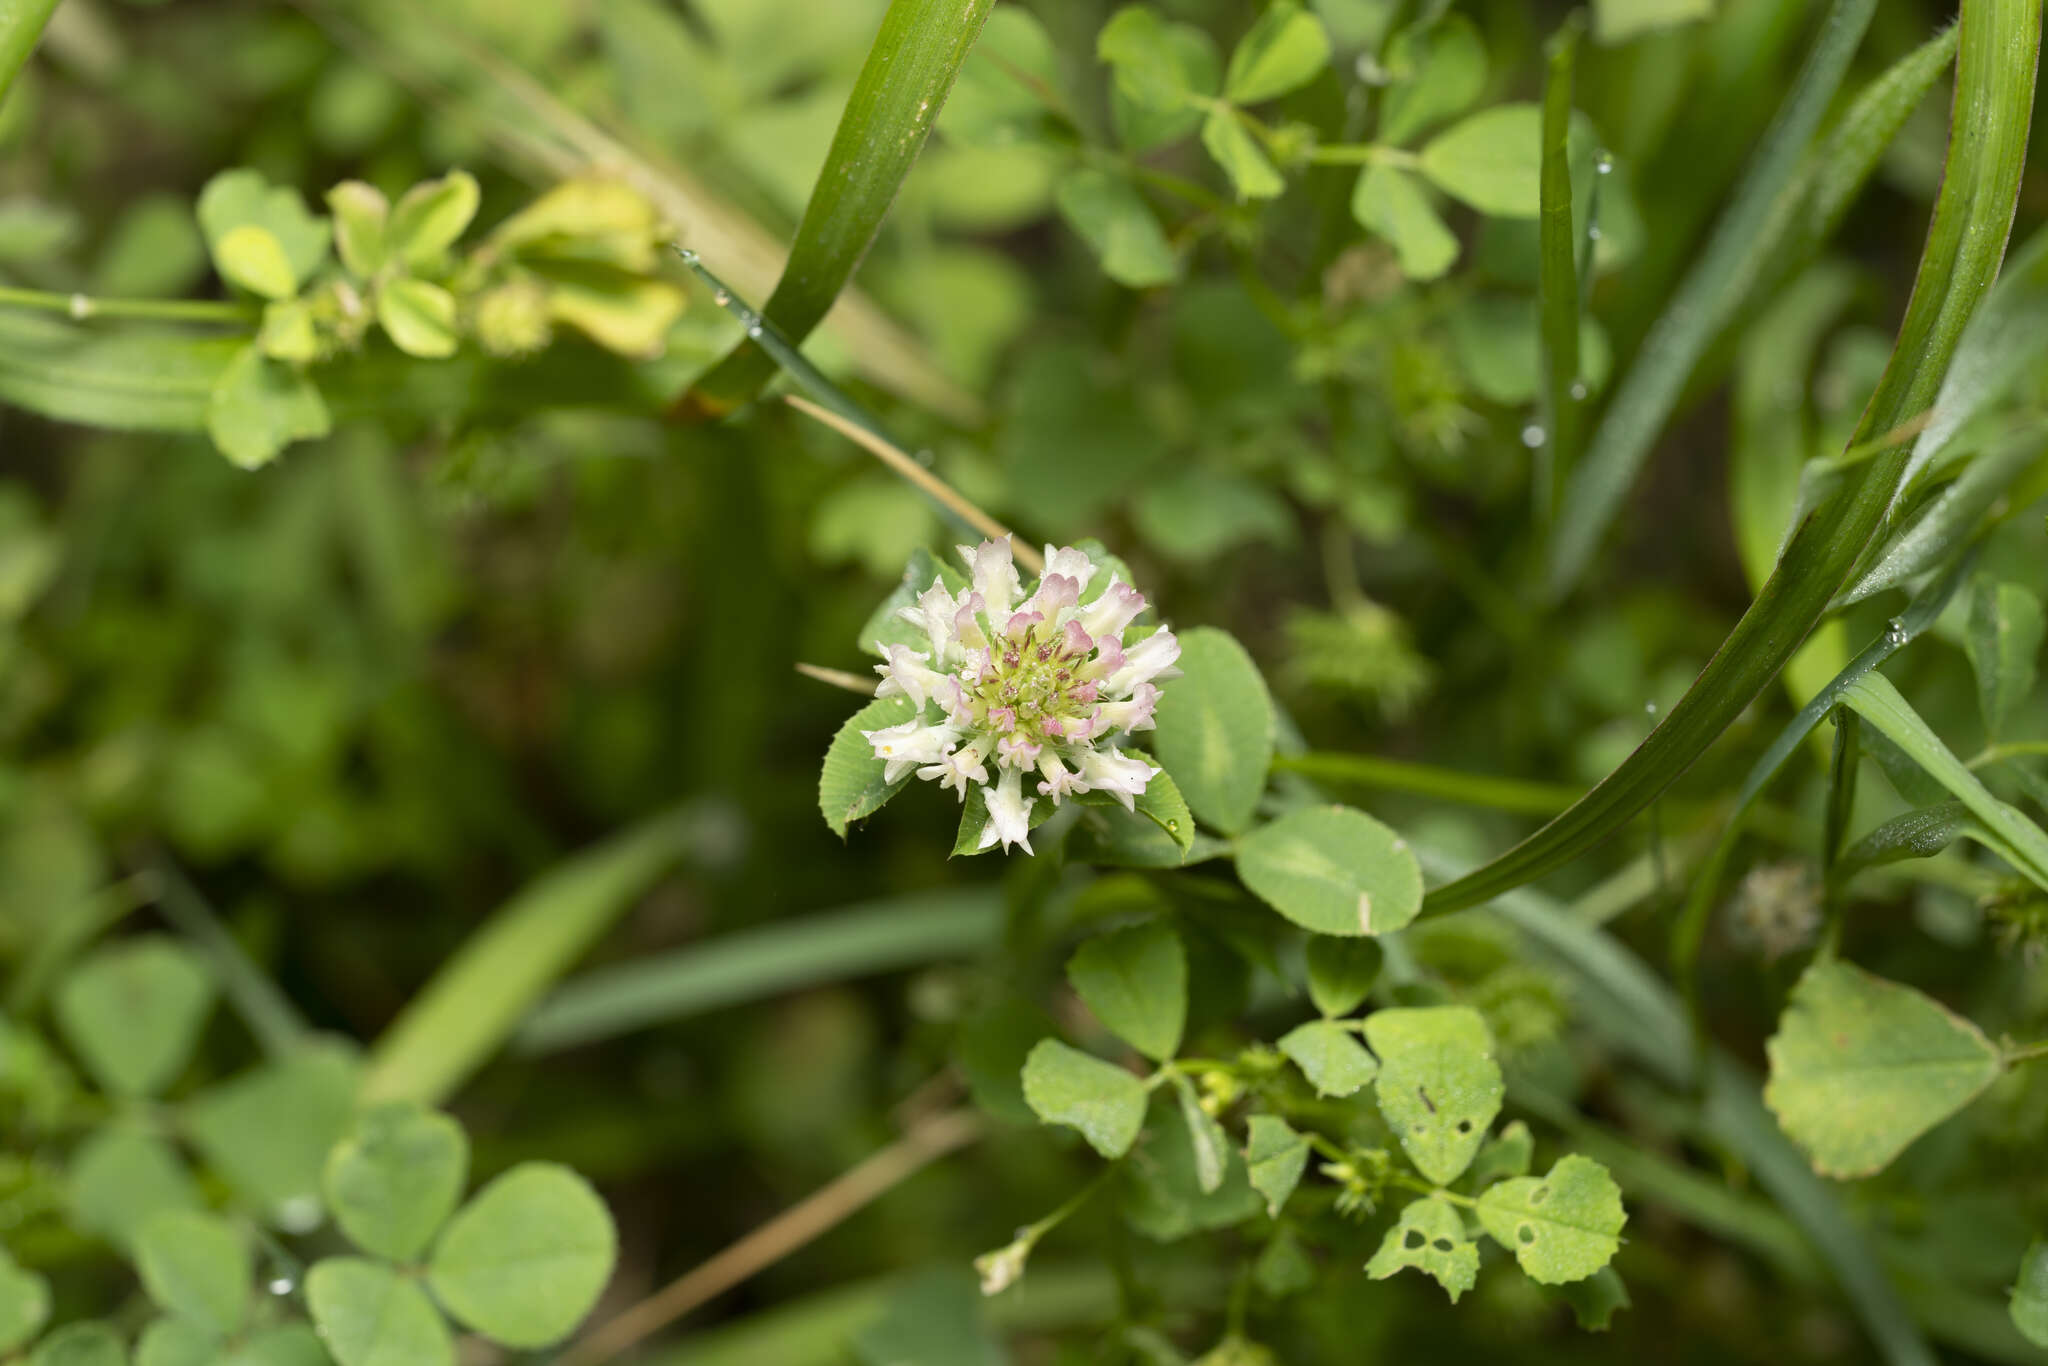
[1530,1185,1549,1205]
[1431,1238,1454,1252]
[1455,1119,1474,1135]
[1517,1224,1534,1244]
[1404,1230,1425,1250]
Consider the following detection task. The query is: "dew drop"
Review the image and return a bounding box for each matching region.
[1569,380,1589,401]
[1644,701,1659,718]
[913,448,935,468]
[712,289,730,306]
[1587,225,1603,241]
[1885,617,1910,646]
[746,321,764,338]
[68,293,91,320]
[676,247,700,264]
[1520,424,1545,449]
[1595,151,1615,175]
[268,1276,296,1296]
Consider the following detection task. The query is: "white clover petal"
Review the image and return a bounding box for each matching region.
[896,580,960,661]
[873,644,951,712]
[979,766,1036,853]
[1093,681,1160,733]
[1042,544,1099,595]
[1102,627,1180,696]
[1075,747,1160,811]
[863,718,961,783]
[920,737,990,800]
[960,538,1022,617]
[1077,580,1146,643]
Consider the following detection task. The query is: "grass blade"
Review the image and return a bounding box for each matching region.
[360,805,714,1104]
[1546,0,1877,597]
[684,0,997,417]
[1423,0,2040,919]
[0,0,60,105]
[1536,17,1585,525]
[517,889,1003,1054]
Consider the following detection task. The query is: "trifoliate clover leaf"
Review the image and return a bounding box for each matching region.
[1020,1039,1147,1159]
[1475,1154,1626,1284]
[1277,1020,1377,1098]
[1363,1006,1503,1185]
[426,1164,616,1348]
[1067,920,1186,1061]
[1763,958,2003,1178]
[1243,1115,1309,1217]
[1365,1196,1477,1302]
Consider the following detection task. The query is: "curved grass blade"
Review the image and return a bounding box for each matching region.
[1424,0,2041,920]
[684,0,998,418]
[1843,429,2048,605]
[361,805,715,1104]
[516,889,1003,1053]
[1545,0,1879,597]
[0,0,61,105]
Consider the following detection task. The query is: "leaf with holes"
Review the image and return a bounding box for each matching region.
[55,935,214,1097]
[1365,1196,1477,1301]
[1304,937,1383,1018]
[324,1101,469,1262]
[1021,1039,1147,1159]
[1066,920,1186,1061]
[1277,1020,1377,1098]
[1364,1007,1502,1185]
[1764,958,2004,1178]
[1238,806,1422,937]
[428,1164,617,1348]
[1243,1115,1309,1217]
[306,1258,453,1366]
[135,1211,248,1337]
[1476,1154,1626,1284]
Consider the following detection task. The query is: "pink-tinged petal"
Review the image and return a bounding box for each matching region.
[997,734,1041,767]
[1068,679,1100,705]
[1040,715,1065,738]
[1103,628,1180,695]
[1078,580,1146,643]
[1042,545,1099,595]
[1095,681,1160,733]
[952,592,989,652]
[1058,619,1093,659]
[1003,609,1044,639]
[1075,747,1159,812]
[1029,573,1080,620]
[1036,753,1083,803]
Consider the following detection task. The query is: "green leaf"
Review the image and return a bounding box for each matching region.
[1173,1076,1231,1193]
[1419,103,1542,217]
[428,1163,617,1348]
[1066,921,1187,1061]
[1055,169,1178,288]
[1764,958,2004,1178]
[1845,431,2047,605]
[1201,109,1285,200]
[257,300,320,364]
[213,226,300,301]
[1223,3,1330,104]
[1020,1038,1147,1158]
[197,169,331,293]
[0,1253,50,1353]
[1551,1265,1631,1330]
[1365,1196,1478,1301]
[686,0,998,415]
[326,181,389,277]
[1591,0,1712,43]
[223,1325,328,1366]
[1119,1096,1265,1240]
[1380,15,1486,145]
[1364,1006,1503,1185]
[1467,1119,1534,1187]
[376,277,460,359]
[820,695,920,838]
[1276,1019,1377,1097]
[28,1323,127,1366]
[134,1211,248,1337]
[0,0,61,111]
[183,1042,361,1230]
[940,7,1059,147]
[386,171,480,268]
[54,935,214,1097]
[1243,1114,1309,1217]
[67,1126,203,1250]
[1077,757,1196,861]
[956,996,1058,1126]
[1100,7,1218,150]
[1476,1154,1626,1284]
[1150,627,1274,835]
[851,1268,1004,1366]
[1966,579,2043,739]
[1305,936,1383,1017]
[306,1258,454,1366]
[1350,165,1458,280]
[1236,805,1424,937]
[135,1318,216,1366]
[2012,1240,2048,1348]
[207,344,331,471]
[324,1101,469,1262]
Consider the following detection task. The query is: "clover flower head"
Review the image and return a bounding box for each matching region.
[863,538,1179,854]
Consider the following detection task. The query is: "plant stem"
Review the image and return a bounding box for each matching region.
[1306,143,1413,167]
[147,854,309,1060]
[794,662,879,696]
[2006,1039,2048,1066]
[559,1106,984,1366]
[0,285,256,326]
[784,394,1042,573]
[1969,740,2048,768]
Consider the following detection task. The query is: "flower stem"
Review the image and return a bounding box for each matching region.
[0,285,256,325]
